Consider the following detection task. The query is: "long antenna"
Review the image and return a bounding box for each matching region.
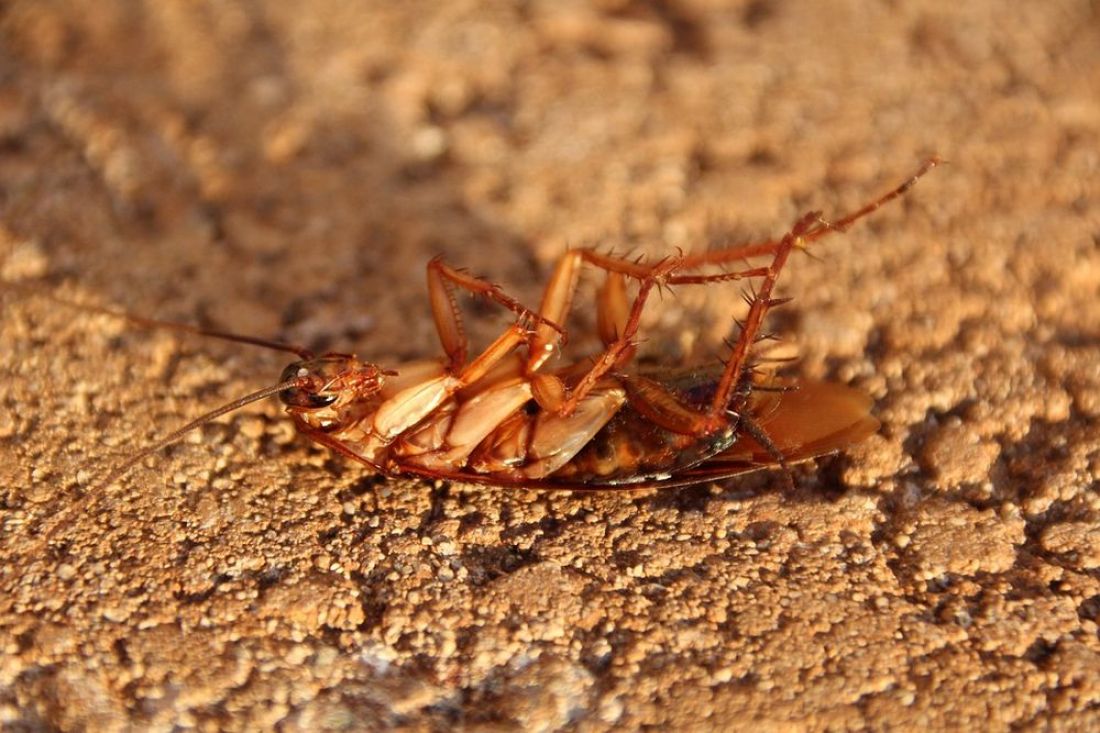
[5,281,313,358]
[30,376,308,552]
[98,376,307,489]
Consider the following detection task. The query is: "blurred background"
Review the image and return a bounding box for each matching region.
[2,1,1098,730]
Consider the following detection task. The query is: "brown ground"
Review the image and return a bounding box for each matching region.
[2,1,1099,731]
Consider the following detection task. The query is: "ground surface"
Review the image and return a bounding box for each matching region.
[1,1,1099,731]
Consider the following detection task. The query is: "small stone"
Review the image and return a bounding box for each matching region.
[237,416,266,440]
[102,605,131,623]
[906,500,1024,577]
[1,236,49,281]
[25,480,54,503]
[1040,522,1100,568]
[411,125,447,161]
[920,420,1000,488]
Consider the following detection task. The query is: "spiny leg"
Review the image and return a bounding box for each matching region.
[524,248,661,409]
[702,213,815,429]
[581,219,804,437]
[536,158,942,422]
[816,155,942,234]
[456,323,530,385]
[558,257,776,417]
[677,156,942,270]
[527,246,737,373]
[527,247,770,373]
[738,413,795,490]
[596,261,773,343]
[555,256,679,416]
[527,250,583,372]
[698,158,942,427]
[426,256,564,373]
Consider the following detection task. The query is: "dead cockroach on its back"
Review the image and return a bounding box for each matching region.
[39,158,941,500]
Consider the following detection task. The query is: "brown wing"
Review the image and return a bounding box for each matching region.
[711,380,879,466]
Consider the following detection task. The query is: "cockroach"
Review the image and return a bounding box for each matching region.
[50,159,941,498]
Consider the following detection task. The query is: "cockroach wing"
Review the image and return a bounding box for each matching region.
[716,380,879,466]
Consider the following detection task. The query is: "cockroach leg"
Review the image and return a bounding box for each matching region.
[527,250,583,371]
[678,240,788,270]
[557,255,778,419]
[677,156,944,270]
[556,256,681,416]
[596,271,629,345]
[704,218,804,427]
[620,375,714,435]
[426,256,564,372]
[525,246,752,373]
[524,249,644,408]
[426,257,468,370]
[699,157,941,424]
[817,155,942,234]
[455,323,530,385]
[573,249,659,280]
[737,413,795,490]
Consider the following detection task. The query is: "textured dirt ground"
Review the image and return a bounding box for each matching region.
[2,1,1099,731]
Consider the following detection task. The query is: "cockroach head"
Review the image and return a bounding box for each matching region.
[278,354,388,411]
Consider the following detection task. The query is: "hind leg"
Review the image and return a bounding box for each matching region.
[678,156,942,270]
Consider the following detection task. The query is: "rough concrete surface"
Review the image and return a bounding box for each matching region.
[1,1,1098,731]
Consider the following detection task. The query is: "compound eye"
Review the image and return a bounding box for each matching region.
[279,362,338,409]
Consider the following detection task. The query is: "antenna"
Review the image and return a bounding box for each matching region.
[33,375,308,552]
[5,280,313,358]
[98,376,307,489]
